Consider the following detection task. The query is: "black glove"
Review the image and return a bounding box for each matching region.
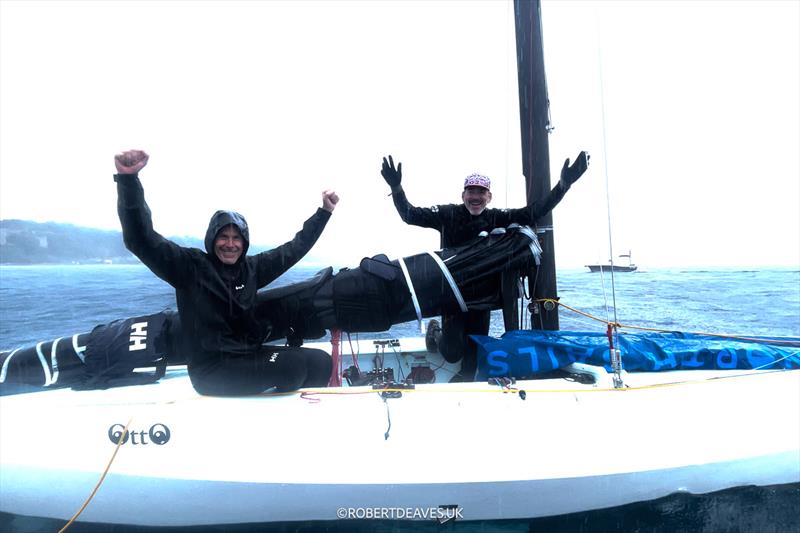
[560,151,590,186]
[381,155,402,188]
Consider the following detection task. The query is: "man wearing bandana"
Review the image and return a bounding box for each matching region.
[380,152,589,381]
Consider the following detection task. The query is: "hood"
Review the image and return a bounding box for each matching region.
[204,210,250,259]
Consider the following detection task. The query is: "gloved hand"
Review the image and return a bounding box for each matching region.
[381,155,402,188]
[560,151,590,186]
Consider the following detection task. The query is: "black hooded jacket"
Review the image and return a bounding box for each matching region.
[390,179,571,248]
[114,173,331,378]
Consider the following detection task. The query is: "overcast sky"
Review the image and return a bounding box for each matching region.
[1,0,797,269]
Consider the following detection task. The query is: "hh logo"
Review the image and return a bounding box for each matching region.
[268,352,279,363]
[129,321,148,351]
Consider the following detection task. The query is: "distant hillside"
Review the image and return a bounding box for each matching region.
[0,220,281,265]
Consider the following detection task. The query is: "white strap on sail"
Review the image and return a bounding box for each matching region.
[426,252,468,313]
[50,337,63,385]
[0,348,21,383]
[35,342,54,387]
[518,225,543,265]
[397,257,424,332]
[72,333,86,363]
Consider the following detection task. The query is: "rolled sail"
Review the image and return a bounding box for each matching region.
[0,333,89,392]
[257,224,541,341]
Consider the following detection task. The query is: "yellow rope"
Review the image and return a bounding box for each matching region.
[297,369,790,397]
[58,417,132,533]
[536,298,800,345]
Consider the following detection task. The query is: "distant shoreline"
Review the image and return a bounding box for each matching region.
[0,219,322,267]
[1,263,796,273]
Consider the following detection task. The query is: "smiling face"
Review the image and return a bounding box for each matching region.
[214,224,244,265]
[462,186,492,215]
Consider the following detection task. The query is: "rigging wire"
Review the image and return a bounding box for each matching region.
[593,9,624,386]
[504,0,511,209]
[595,13,619,333]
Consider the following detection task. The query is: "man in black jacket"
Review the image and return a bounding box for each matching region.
[380,152,589,381]
[114,149,338,395]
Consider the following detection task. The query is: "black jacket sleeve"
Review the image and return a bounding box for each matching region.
[114,174,194,287]
[253,208,332,287]
[390,186,443,229]
[494,179,572,226]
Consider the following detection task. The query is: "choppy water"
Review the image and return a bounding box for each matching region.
[1,264,799,349]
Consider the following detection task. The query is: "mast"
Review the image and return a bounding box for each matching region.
[514,0,559,330]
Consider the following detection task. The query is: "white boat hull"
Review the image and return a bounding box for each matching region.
[2,356,798,526]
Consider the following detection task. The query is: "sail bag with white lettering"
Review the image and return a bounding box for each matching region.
[74,311,172,390]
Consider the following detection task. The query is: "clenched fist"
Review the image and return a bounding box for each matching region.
[115,150,149,174]
[322,189,339,213]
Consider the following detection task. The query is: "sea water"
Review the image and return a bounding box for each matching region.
[1,264,798,349]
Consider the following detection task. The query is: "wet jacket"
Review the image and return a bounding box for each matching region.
[390,180,571,248]
[114,173,331,378]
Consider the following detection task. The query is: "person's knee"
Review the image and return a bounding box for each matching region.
[273,348,332,391]
[273,361,307,392]
[439,343,463,363]
[438,329,468,363]
[190,374,256,396]
[302,349,332,388]
[187,348,332,395]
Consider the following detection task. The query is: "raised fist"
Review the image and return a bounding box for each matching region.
[322,189,339,213]
[115,150,149,174]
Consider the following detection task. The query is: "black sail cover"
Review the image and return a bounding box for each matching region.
[257,224,540,341]
[0,225,539,390]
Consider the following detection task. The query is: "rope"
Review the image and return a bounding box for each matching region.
[59,418,132,532]
[382,395,392,440]
[297,368,791,398]
[535,298,800,345]
[346,332,361,371]
[328,329,342,387]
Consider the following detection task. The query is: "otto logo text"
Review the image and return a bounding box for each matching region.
[108,423,171,445]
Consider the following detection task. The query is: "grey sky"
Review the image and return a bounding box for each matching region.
[1,0,797,268]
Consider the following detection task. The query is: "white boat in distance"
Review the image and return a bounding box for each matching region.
[587,251,638,272]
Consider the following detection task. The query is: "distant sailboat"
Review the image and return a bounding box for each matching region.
[586,251,637,272]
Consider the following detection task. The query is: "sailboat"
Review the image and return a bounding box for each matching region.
[586,250,637,272]
[1,0,798,529]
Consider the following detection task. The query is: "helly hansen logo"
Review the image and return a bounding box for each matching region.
[129,321,148,351]
[268,352,279,363]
